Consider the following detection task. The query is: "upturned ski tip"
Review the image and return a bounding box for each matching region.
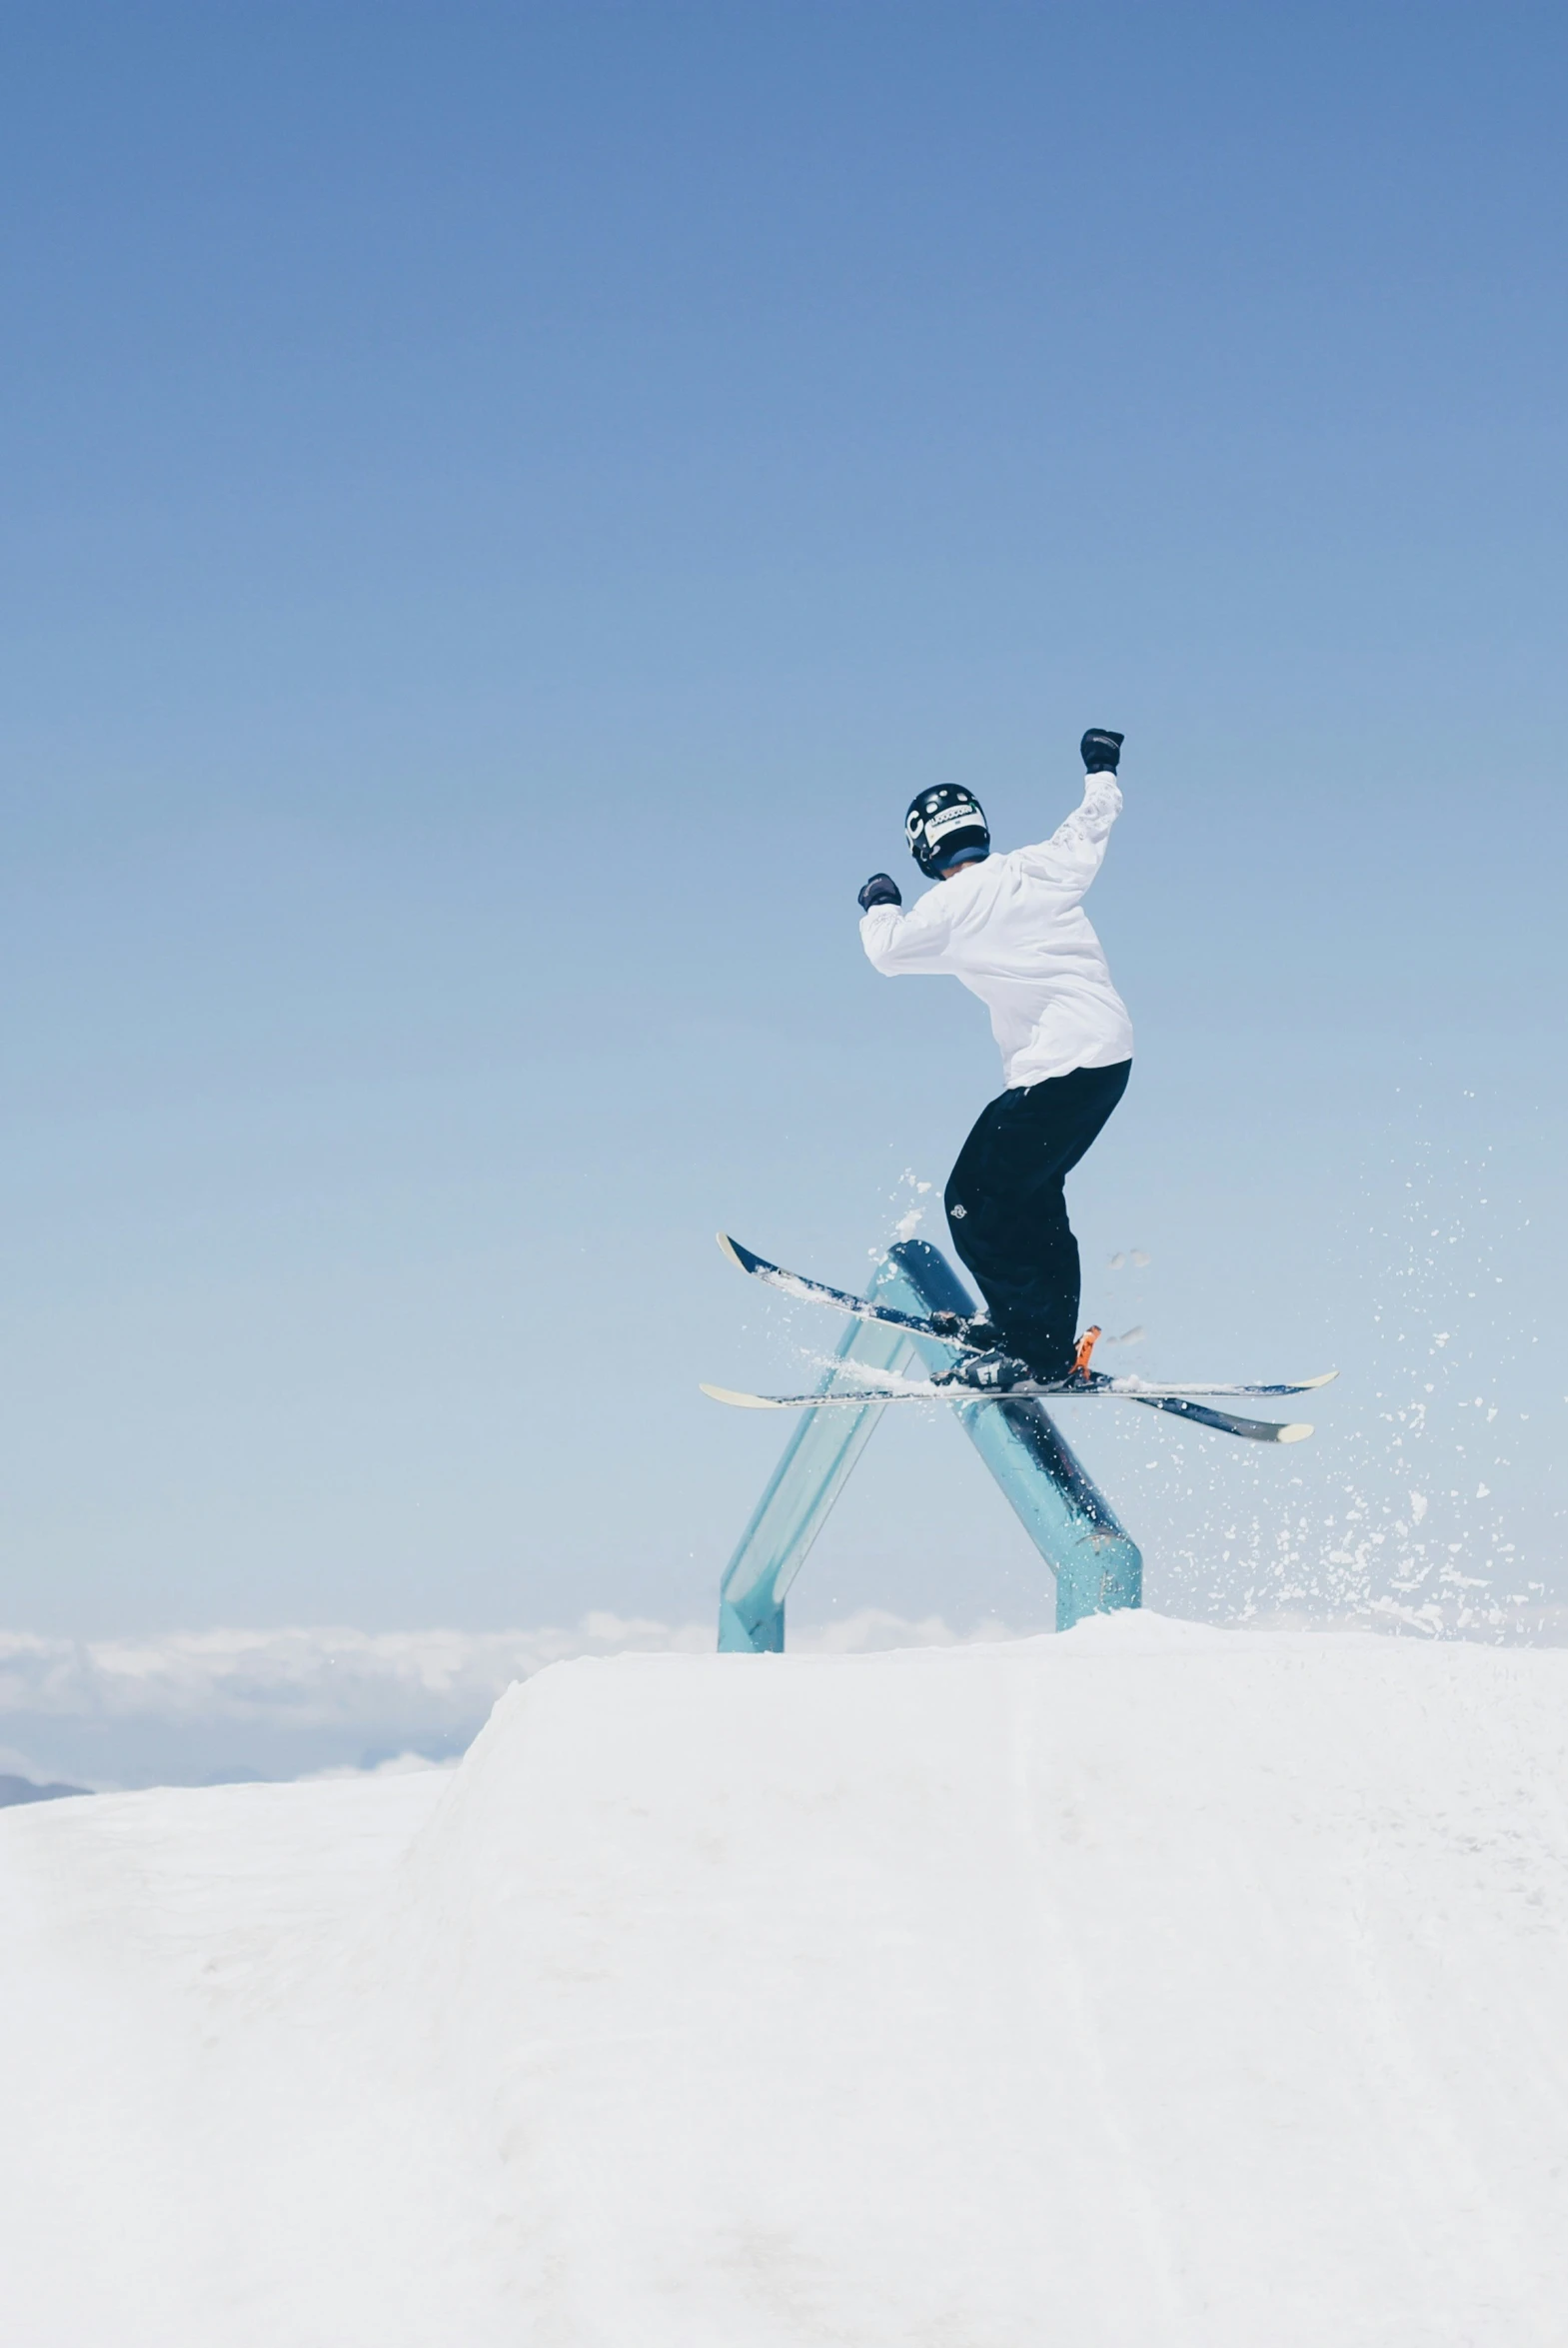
[700,1381,786,1409]
[716,1231,774,1280]
[1277,1421,1314,1443]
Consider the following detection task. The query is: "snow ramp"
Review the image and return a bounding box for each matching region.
[5,1613,1568,2346]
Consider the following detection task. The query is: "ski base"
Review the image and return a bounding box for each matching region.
[710,1233,1336,1443]
[700,1379,1315,1443]
[716,1234,1334,1399]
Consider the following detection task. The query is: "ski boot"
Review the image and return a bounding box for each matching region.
[932,1345,1037,1393]
[927,1308,1000,1350]
[933,1325,1102,1395]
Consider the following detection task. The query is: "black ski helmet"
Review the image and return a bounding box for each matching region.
[904,786,989,879]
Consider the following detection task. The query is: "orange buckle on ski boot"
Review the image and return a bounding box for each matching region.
[1069,1325,1102,1382]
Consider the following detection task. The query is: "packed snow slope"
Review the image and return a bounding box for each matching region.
[4,1614,1568,2347]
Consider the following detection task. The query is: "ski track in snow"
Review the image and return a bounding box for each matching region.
[4,1611,1568,2346]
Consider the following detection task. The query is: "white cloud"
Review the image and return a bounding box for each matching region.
[0,1610,1030,1740]
[0,1619,700,1733]
[5,1602,1564,1790]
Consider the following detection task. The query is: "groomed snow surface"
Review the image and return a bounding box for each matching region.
[4,1614,1568,2346]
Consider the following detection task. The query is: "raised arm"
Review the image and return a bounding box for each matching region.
[1010,729,1126,896]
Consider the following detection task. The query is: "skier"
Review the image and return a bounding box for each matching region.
[856,729,1133,1391]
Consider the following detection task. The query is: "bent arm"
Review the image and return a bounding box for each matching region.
[858,888,958,975]
[1010,772,1123,895]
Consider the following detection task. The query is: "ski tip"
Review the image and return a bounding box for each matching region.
[700,1381,784,1410]
[715,1232,759,1274]
[1300,1370,1339,1390]
[1278,1421,1314,1444]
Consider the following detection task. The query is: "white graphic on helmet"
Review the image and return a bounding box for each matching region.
[908,792,983,845]
[924,803,984,847]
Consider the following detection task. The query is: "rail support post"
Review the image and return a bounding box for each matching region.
[717,1239,1141,1650]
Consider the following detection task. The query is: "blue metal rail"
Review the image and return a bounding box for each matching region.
[717,1238,1141,1651]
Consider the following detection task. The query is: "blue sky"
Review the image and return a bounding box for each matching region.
[1,1,1564,1648]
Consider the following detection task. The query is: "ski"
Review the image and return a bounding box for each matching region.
[1126,1389,1314,1427]
[716,1231,985,1349]
[699,1379,1315,1443]
[716,1232,1336,1399]
[1124,1395,1313,1444]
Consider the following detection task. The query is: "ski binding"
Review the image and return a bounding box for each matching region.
[709,1232,1335,1444]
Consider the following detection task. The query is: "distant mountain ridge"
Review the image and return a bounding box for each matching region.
[0,1774,89,1809]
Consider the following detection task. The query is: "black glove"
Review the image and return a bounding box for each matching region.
[857,873,902,912]
[1080,728,1124,774]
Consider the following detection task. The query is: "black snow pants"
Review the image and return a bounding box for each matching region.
[943,1060,1131,1379]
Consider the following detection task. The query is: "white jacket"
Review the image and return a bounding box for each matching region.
[858,773,1133,1089]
